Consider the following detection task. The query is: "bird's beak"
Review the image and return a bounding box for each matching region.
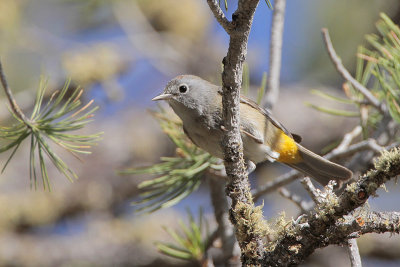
[152,93,173,101]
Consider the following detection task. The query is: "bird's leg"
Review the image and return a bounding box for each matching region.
[263,145,280,162]
[246,160,257,174]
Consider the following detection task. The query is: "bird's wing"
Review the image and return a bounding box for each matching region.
[240,127,264,144]
[239,95,294,138]
[216,89,302,142]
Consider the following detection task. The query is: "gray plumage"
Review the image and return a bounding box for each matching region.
[153,75,353,186]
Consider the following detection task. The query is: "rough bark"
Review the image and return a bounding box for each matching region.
[262,148,400,266]
[207,0,265,265]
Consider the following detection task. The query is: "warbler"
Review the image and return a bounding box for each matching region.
[152,75,352,186]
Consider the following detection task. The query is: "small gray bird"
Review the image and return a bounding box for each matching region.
[152,75,352,186]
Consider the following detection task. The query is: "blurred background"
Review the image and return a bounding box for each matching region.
[0,0,400,266]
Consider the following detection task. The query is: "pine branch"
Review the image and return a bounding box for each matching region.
[0,61,31,126]
[322,28,386,114]
[155,208,210,263]
[0,61,101,189]
[121,108,223,212]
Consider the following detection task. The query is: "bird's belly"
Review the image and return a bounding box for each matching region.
[185,128,224,158]
[185,126,268,163]
[242,136,269,163]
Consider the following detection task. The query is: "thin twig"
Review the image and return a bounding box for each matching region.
[347,239,362,267]
[253,170,300,201]
[300,177,322,205]
[263,0,286,109]
[321,28,385,114]
[278,187,313,213]
[0,61,31,126]
[325,138,383,159]
[333,126,362,152]
[206,0,234,34]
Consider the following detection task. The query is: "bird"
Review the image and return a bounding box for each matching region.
[152,75,352,186]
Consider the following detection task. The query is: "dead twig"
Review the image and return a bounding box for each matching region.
[321,28,386,114]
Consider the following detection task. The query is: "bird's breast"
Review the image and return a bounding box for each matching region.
[183,121,224,158]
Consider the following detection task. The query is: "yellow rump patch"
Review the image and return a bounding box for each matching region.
[276,131,302,163]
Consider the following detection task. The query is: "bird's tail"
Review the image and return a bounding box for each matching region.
[287,144,353,186]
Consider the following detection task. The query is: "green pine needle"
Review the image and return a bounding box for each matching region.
[120,108,222,213]
[218,0,228,11]
[242,63,250,96]
[310,89,355,104]
[257,72,267,105]
[361,13,400,126]
[0,78,102,190]
[155,208,209,262]
[306,103,360,117]
[314,13,400,133]
[265,0,273,9]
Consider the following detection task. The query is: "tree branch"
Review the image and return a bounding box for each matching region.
[337,211,400,236]
[347,239,362,267]
[206,0,234,34]
[209,0,265,265]
[300,177,323,205]
[208,3,399,266]
[0,61,31,126]
[263,0,286,110]
[333,126,362,152]
[262,147,400,266]
[317,211,400,248]
[208,174,240,266]
[321,28,386,114]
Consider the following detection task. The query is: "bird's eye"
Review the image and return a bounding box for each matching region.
[179,84,188,93]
